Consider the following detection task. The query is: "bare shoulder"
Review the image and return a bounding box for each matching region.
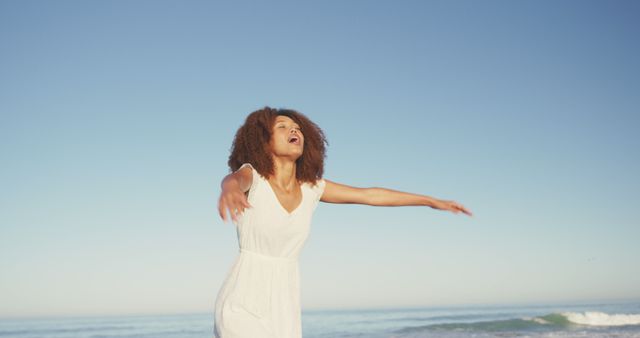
[320,178,369,204]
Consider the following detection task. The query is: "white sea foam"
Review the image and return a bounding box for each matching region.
[562,311,640,326]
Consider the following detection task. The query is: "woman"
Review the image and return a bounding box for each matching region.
[214,106,472,338]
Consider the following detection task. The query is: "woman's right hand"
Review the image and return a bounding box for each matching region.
[433,199,473,217]
[218,180,252,223]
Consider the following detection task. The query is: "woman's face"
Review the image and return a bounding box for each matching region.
[269,115,304,160]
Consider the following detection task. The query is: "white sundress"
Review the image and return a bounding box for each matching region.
[213,162,326,338]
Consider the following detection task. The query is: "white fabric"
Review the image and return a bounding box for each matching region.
[214,162,326,338]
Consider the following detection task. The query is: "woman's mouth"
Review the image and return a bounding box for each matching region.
[288,136,301,145]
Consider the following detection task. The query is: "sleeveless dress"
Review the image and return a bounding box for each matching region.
[213,163,326,338]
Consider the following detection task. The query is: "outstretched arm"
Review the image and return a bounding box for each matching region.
[321,179,473,216]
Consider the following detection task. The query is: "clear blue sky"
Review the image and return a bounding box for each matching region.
[1,0,639,318]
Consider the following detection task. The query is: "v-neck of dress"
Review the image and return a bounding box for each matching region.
[263,176,304,216]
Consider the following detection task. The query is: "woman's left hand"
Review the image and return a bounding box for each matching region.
[433,199,473,217]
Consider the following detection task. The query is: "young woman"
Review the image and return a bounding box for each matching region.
[214,106,472,338]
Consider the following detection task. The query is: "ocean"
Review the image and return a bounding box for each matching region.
[1,300,639,337]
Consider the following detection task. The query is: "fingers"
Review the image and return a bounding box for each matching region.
[453,203,473,217]
[462,207,473,216]
[218,197,237,223]
[457,204,472,216]
[231,207,238,223]
[218,192,253,223]
[218,199,229,222]
[446,200,473,217]
[229,196,252,222]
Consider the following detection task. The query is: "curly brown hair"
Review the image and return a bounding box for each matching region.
[227,106,328,185]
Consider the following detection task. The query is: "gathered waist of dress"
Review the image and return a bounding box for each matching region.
[239,248,298,262]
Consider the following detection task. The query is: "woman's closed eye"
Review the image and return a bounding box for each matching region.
[279,125,301,130]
